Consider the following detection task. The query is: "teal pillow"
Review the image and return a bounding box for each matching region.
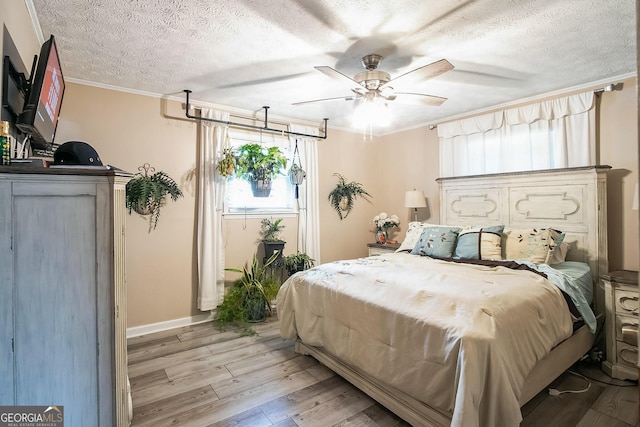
[411,226,461,258]
[455,225,505,260]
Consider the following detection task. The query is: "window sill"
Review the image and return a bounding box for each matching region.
[223,211,298,220]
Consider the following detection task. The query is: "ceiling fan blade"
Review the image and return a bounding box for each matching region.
[315,66,362,91]
[394,92,448,106]
[292,95,355,106]
[381,59,454,90]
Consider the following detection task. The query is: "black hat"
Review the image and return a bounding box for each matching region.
[53,141,103,166]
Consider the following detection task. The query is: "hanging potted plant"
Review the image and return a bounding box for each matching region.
[328,173,372,219]
[288,140,306,199]
[125,163,183,232]
[234,143,287,197]
[216,148,236,177]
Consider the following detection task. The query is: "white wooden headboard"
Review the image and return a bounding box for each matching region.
[437,165,610,316]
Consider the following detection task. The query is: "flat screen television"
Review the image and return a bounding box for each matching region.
[15,35,65,149]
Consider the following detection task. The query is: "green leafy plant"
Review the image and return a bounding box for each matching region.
[260,217,285,242]
[282,252,315,276]
[126,164,183,232]
[218,252,281,330]
[328,173,372,220]
[216,148,236,177]
[234,144,287,197]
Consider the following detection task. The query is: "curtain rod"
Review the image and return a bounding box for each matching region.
[183,90,328,139]
[428,82,624,130]
[593,82,624,93]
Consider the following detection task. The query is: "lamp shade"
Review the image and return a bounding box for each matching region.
[404,190,427,208]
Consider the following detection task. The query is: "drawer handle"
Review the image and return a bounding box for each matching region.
[619,296,639,313]
[620,347,638,365]
[622,326,638,346]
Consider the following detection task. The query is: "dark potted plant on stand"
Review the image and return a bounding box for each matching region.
[282,252,315,276]
[328,173,372,220]
[235,143,287,197]
[260,217,286,264]
[218,252,281,330]
[125,163,183,232]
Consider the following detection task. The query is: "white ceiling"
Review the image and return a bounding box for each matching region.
[30,0,636,135]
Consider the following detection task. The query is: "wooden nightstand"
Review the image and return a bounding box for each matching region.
[602,270,638,380]
[367,243,400,256]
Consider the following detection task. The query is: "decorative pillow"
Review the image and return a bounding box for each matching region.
[396,222,461,252]
[396,222,429,252]
[503,228,565,264]
[410,226,461,258]
[548,241,570,265]
[454,225,505,260]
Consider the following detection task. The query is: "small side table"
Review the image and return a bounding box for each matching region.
[367,243,400,256]
[602,270,639,380]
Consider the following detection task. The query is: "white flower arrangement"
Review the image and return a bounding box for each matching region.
[373,212,400,231]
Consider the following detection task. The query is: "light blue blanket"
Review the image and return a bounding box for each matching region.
[522,261,596,333]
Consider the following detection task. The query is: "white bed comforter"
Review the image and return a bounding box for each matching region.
[276,252,573,427]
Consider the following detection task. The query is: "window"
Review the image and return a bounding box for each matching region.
[438,92,594,177]
[224,130,296,216]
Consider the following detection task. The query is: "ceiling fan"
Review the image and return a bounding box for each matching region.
[293,54,454,107]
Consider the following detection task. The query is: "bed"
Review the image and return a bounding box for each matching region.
[276,166,610,426]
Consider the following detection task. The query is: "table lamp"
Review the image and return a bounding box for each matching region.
[404,189,427,222]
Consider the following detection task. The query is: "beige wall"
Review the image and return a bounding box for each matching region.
[317,129,380,261]
[599,77,639,271]
[4,1,638,329]
[56,85,200,326]
[375,126,441,238]
[0,2,41,101]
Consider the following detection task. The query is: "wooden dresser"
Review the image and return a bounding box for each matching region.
[602,270,638,380]
[0,168,130,426]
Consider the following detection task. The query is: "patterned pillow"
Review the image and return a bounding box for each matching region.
[503,228,565,264]
[396,222,429,252]
[410,226,461,258]
[396,222,461,252]
[454,225,504,260]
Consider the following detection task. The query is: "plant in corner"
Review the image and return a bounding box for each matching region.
[328,173,372,220]
[125,163,183,232]
[282,252,315,276]
[218,252,281,330]
[234,143,288,197]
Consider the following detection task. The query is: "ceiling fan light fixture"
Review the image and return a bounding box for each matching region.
[354,70,391,89]
[352,96,391,130]
[379,86,395,98]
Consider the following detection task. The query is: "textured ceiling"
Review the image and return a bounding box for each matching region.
[31,0,636,135]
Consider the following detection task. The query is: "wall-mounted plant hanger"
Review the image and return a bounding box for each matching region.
[183,90,328,140]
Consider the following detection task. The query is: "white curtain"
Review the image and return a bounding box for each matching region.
[289,124,321,264]
[438,92,595,176]
[197,108,229,310]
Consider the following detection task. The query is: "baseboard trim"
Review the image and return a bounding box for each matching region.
[126,311,216,338]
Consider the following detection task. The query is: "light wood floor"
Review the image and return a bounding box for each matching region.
[128,317,638,426]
